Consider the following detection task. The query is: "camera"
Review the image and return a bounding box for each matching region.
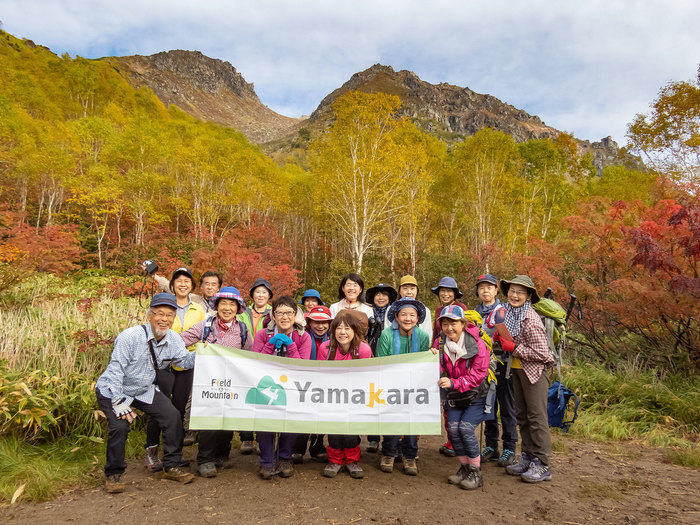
[142,260,159,275]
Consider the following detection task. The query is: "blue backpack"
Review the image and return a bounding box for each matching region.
[547,381,579,432]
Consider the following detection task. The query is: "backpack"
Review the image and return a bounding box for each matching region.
[532,297,568,377]
[464,309,498,385]
[547,381,579,432]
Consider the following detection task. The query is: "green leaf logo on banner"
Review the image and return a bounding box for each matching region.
[245,375,287,406]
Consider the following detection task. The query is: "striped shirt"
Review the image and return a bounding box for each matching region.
[95,323,195,406]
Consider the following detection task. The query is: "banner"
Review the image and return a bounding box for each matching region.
[189,343,441,435]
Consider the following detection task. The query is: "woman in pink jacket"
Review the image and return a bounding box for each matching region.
[432,304,492,490]
[317,310,372,479]
[252,295,311,480]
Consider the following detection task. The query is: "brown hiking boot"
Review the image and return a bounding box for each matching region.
[143,445,163,472]
[105,474,125,493]
[240,440,255,455]
[162,467,195,484]
[277,460,294,478]
[403,458,418,476]
[380,455,395,473]
[183,430,197,446]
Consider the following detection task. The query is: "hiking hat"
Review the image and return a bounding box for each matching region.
[431,276,464,299]
[150,293,178,310]
[387,297,427,324]
[475,273,499,297]
[438,304,465,321]
[499,275,540,304]
[169,267,195,291]
[398,275,419,289]
[366,283,398,305]
[299,289,324,305]
[249,278,273,300]
[307,305,333,322]
[210,286,247,312]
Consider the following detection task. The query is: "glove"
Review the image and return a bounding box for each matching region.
[269,333,293,349]
[112,399,135,420]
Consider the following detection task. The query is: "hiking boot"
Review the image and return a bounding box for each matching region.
[198,462,217,478]
[323,462,343,477]
[291,453,304,464]
[277,460,294,478]
[403,458,418,476]
[215,457,234,469]
[506,451,532,476]
[178,458,191,468]
[346,462,365,479]
[520,457,552,483]
[259,465,275,480]
[105,474,124,493]
[480,446,499,462]
[143,445,163,472]
[240,440,255,455]
[183,430,197,446]
[498,449,517,467]
[380,455,395,473]
[440,443,456,457]
[311,451,328,462]
[162,467,195,484]
[366,440,379,453]
[459,465,483,490]
[448,465,468,485]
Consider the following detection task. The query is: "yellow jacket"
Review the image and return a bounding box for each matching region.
[171,301,207,370]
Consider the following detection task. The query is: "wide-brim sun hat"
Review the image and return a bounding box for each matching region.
[387,297,427,324]
[499,275,540,304]
[475,273,499,297]
[307,305,333,322]
[366,283,398,305]
[210,286,247,312]
[431,276,464,299]
[299,289,324,305]
[249,278,273,300]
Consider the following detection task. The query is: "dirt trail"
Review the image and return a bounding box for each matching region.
[2,434,699,524]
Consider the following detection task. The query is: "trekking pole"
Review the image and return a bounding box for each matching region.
[565,294,577,324]
[479,422,485,492]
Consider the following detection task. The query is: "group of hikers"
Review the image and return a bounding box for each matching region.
[96,267,555,494]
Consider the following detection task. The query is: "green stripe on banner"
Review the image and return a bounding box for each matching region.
[195,342,439,367]
[189,416,442,435]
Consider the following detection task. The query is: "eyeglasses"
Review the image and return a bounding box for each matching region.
[275,310,296,318]
[152,311,176,320]
[508,290,529,297]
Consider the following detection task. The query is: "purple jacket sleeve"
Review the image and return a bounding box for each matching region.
[179,320,205,347]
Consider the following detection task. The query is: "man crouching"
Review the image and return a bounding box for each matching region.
[95,293,196,493]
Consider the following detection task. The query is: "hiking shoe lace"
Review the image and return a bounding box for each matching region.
[143,445,163,472]
[459,465,483,490]
[346,461,365,479]
[323,462,343,478]
[521,457,552,483]
[448,464,467,485]
[380,455,395,473]
[105,474,124,493]
[277,460,294,478]
[403,458,418,476]
[480,446,499,462]
[497,449,517,467]
[162,467,195,484]
[506,451,532,476]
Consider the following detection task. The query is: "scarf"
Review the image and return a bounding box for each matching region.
[372,304,389,325]
[475,298,501,319]
[444,331,467,364]
[217,318,234,332]
[391,322,420,355]
[503,300,531,338]
[309,332,328,360]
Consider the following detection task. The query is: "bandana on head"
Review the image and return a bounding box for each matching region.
[503,300,531,338]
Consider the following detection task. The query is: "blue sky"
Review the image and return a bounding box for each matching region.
[1,0,698,144]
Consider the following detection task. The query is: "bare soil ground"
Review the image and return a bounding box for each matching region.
[2,433,699,524]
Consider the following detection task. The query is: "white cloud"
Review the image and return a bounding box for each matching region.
[0,0,698,143]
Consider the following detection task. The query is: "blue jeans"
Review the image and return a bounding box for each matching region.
[381,435,418,459]
[446,395,493,458]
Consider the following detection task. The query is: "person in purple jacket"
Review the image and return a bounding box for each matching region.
[252,295,311,479]
[179,286,253,478]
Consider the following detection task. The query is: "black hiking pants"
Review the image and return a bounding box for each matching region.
[484,355,518,451]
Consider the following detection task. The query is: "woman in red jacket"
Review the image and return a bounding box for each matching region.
[432,304,492,490]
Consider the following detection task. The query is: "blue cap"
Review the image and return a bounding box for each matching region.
[299,289,324,305]
[150,293,178,309]
[475,273,499,296]
[431,276,464,299]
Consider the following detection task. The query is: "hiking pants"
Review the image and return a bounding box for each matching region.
[382,434,418,459]
[239,430,255,442]
[484,357,518,451]
[512,368,551,465]
[326,435,361,465]
[257,431,296,468]
[197,430,234,465]
[171,368,193,421]
[446,396,491,458]
[145,368,175,448]
[293,434,326,457]
[97,389,183,476]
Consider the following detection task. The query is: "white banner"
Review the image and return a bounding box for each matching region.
[190,343,441,435]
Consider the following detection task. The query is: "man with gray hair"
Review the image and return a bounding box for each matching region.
[95,293,197,493]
